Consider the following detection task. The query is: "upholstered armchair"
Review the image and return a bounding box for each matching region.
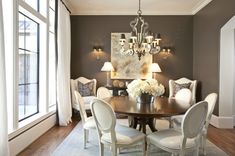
[70,77,97,111]
[169,77,197,104]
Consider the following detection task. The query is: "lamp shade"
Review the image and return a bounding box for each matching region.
[151,63,162,72]
[101,62,114,72]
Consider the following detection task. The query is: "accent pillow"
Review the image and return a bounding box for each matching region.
[77,81,95,97]
[173,82,191,96]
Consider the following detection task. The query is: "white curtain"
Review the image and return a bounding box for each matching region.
[57,1,72,126]
[0,0,9,155]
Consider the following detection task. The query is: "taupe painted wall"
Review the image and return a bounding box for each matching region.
[70,15,193,95]
[193,0,235,115]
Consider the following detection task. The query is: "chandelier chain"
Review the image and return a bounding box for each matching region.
[137,0,142,15]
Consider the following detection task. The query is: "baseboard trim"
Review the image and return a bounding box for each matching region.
[210,114,234,128]
[9,113,57,156]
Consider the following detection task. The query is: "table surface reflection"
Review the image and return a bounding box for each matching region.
[104,96,190,118]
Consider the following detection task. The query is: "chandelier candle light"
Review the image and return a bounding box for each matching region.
[119,0,162,60]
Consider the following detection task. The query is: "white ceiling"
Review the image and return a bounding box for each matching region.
[65,0,212,15]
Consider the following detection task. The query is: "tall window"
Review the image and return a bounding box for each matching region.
[18,12,39,121]
[4,0,57,132]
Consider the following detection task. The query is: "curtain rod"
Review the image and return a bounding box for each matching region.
[60,0,71,14]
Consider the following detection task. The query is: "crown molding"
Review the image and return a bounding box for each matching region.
[191,0,213,15]
[71,11,193,16]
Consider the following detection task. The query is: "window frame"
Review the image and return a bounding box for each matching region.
[18,11,40,121]
[5,0,57,135]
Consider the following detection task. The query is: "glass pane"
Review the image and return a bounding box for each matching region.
[25,84,38,116]
[18,50,38,84]
[24,0,38,12]
[49,0,55,10]
[49,8,55,33]
[25,16,38,53]
[18,85,25,120]
[25,52,38,83]
[18,84,38,120]
[49,33,56,106]
[18,13,25,49]
[39,0,47,17]
[19,50,25,84]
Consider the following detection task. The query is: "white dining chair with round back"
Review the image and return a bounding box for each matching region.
[201,93,218,155]
[74,91,96,149]
[147,101,208,156]
[169,88,192,128]
[97,87,112,99]
[90,98,146,156]
[169,77,197,104]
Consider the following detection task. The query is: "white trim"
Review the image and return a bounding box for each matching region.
[71,10,194,16]
[9,113,57,156]
[210,114,234,128]
[219,16,235,118]
[8,111,56,139]
[18,0,47,23]
[234,115,235,126]
[191,0,212,15]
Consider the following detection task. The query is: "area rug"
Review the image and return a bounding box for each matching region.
[53,119,227,156]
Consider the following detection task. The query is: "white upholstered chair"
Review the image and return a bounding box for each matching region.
[97,87,112,99]
[90,98,145,156]
[170,88,192,128]
[74,91,96,148]
[147,101,208,156]
[201,93,217,155]
[71,77,97,111]
[169,77,197,104]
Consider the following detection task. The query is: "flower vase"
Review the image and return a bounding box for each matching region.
[137,93,154,104]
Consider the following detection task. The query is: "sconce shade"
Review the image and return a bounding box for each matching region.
[101,62,114,72]
[151,63,162,72]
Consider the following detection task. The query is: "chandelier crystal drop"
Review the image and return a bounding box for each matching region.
[119,0,162,60]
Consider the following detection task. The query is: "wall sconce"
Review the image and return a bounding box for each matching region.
[151,63,162,79]
[101,62,114,87]
[93,46,103,60]
[160,47,172,59]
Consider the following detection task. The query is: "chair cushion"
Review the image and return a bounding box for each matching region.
[171,115,184,129]
[147,129,196,150]
[84,116,96,129]
[101,124,145,145]
[173,82,191,96]
[73,96,96,110]
[78,81,95,96]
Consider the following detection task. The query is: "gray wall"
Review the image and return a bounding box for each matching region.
[71,15,193,95]
[193,0,235,115]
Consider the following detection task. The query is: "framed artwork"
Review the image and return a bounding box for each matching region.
[111,33,152,79]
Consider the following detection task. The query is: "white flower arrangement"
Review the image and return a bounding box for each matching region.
[127,79,165,98]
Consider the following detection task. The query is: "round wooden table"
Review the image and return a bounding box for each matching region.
[104,96,190,134]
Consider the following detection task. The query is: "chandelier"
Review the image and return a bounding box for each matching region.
[119,0,162,60]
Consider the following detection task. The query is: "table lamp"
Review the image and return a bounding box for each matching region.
[101,62,114,87]
[151,63,162,79]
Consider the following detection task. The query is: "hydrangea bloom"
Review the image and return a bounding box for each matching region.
[127,79,165,98]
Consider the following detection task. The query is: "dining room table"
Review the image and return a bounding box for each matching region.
[103,95,191,134]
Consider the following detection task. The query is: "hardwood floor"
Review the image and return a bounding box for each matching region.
[17,117,79,156]
[17,117,235,156]
[207,125,235,156]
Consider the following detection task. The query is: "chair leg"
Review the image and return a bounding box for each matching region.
[99,143,104,156]
[201,134,207,155]
[143,140,146,155]
[146,141,151,156]
[83,129,87,149]
[111,144,117,156]
[169,118,173,128]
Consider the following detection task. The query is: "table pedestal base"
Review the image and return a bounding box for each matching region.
[129,117,157,134]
